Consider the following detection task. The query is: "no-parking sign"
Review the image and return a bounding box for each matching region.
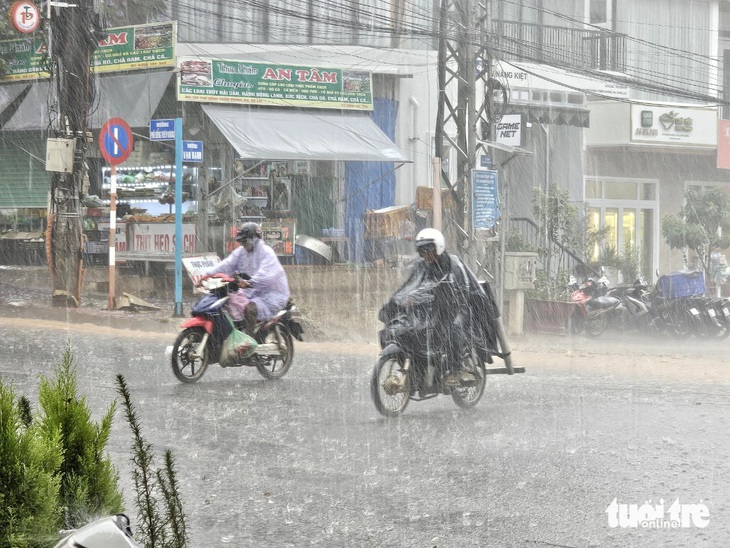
[99,118,133,165]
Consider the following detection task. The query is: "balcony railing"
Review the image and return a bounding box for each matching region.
[490,20,627,73]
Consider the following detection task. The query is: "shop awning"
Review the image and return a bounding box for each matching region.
[202,105,410,162]
[3,71,173,131]
[0,83,29,117]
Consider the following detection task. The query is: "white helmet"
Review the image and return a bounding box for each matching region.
[415,228,445,256]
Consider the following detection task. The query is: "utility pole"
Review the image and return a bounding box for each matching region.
[435,0,495,272]
[47,0,99,307]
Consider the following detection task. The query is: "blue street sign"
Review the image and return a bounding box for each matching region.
[150,119,176,141]
[472,169,499,230]
[182,140,203,163]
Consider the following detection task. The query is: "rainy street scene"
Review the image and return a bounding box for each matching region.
[2,0,730,547]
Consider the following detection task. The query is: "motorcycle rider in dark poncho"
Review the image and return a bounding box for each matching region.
[379,227,499,386]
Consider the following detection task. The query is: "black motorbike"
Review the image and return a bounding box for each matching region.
[604,276,660,334]
[370,278,489,417]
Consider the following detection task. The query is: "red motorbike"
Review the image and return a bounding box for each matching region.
[169,274,304,383]
[567,274,618,337]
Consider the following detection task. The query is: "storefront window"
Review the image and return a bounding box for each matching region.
[589,0,608,24]
[585,180,602,199]
[605,208,619,253]
[587,207,601,262]
[605,181,636,199]
[585,177,658,280]
[622,209,636,253]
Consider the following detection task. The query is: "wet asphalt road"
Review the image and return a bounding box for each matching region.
[0,313,729,548]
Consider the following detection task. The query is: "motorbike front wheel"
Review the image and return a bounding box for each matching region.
[566,310,584,335]
[451,354,487,409]
[584,313,608,337]
[171,327,209,383]
[256,325,293,380]
[371,354,410,417]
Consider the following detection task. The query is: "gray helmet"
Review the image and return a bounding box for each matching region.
[236,222,262,242]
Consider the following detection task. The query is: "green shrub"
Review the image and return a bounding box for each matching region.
[35,343,124,529]
[0,346,187,548]
[0,381,62,547]
[117,374,188,548]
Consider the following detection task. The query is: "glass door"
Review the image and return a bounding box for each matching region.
[585,178,658,282]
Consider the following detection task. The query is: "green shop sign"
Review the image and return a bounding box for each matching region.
[177,57,373,111]
[0,21,176,81]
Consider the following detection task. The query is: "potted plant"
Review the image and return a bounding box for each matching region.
[509,183,605,334]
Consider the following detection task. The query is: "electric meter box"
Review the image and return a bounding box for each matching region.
[504,252,538,290]
[46,138,75,173]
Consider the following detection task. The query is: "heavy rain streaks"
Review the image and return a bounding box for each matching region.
[0,301,729,547]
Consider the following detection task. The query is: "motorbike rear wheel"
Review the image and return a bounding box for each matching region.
[171,327,209,383]
[371,354,410,417]
[694,316,730,340]
[668,308,693,339]
[255,325,293,380]
[584,314,608,337]
[451,354,487,409]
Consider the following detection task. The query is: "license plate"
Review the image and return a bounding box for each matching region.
[690,308,700,315]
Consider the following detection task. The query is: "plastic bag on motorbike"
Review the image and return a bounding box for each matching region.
[220,317,258,367]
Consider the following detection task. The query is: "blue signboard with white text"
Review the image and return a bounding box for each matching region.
[182,140,203,163]
[150,119,176,141]
[472,169,499,230]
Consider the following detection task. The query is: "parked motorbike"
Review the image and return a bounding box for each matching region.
[169,273,304,383]
[685,294,729,339]
[604,276,660,334]
[53,514,140,548]
[647,271,710,339]
[707,296,730,337]
[370,278,488,417]
[567,274,617,337]
[566,275,589,334]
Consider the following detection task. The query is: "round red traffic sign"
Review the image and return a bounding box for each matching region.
[9,1,40,34]
[99,118,133,166]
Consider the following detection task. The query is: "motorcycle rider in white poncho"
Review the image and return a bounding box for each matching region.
[203,222,290,334]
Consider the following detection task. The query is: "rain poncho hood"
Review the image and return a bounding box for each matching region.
[205,239,290,320]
